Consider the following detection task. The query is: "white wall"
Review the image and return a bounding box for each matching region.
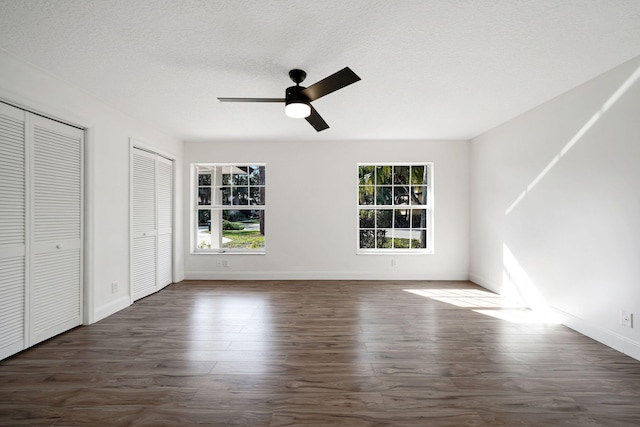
[0,49,184,323]
[470,55,640,360]
[184,139,469,280]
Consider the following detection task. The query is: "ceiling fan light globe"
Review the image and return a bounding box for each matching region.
[285,102,311,118]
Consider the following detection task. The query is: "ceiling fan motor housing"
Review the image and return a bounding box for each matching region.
[285,85,309,106]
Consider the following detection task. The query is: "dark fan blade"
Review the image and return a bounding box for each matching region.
[305,105,329,132]
[217,97,285,102]
[301,67,361,101]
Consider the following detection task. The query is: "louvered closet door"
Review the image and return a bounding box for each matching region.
[30,114,83,346]
[0,103,26,359]
[157,157,173,287]
[131,148,157,300]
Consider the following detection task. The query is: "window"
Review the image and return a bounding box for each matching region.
[357,163,433,253]
[193,164,265,253]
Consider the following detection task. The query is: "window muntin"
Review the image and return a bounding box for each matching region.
[358,163,432,253]
[194,164,265,253]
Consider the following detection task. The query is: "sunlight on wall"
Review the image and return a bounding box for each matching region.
[505,64,640,215]
[501,244,561,324]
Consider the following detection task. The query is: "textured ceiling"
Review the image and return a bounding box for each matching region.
[1,0,639,142]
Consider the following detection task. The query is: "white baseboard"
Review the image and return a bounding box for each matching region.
[470,272,640,363]
[556,307,640,362]
[93,296,130,323]
[469,272,502,293]
[624,337,640,361]
[184,270,470,281]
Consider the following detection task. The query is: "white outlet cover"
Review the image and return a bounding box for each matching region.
[621,311,633,328]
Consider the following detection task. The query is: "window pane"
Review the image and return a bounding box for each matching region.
[197,209,211,249]
[359,165,375,185]
[248,165,263,185]
[198,209,211,226]
[359,209,375,228]
[394,186,409,205]
[233,166,249,185]
[221,209,264,250]
[393,230,411,248]
[394,209,410,228]
[376,166,392,185]
[359,186,374,205]
[377,229,392,248]
[410,186,426,204]
[259,166,266,184]
[394,166,409,185]
[410,230,427,249]
[412,209,428,228]
[198,173,211,186]
[411,166,426,185]
[198,188,211,205]
[377,209,393,228]
[233,187,249,205]
[376,186,393,205]
[249,187,265,205]
[359,230,375,248]
[220,187,231,205]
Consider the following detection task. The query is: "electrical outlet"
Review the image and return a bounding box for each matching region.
[391,259,397,267]
[621,310,633,328]
[111,281,118,294]
[217,260,229,268]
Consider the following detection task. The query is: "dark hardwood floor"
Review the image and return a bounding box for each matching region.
[1,280,640,426]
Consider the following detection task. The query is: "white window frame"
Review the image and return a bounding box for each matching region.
[357,163,434,254]
[191,163,266,254]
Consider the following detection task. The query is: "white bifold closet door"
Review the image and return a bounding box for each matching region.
[0,102,83,360]
[31,114,83,345]
[131,148,172,302]
[0,103,27,360]
[157,158,173,288]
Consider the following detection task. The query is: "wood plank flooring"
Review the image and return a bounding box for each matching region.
[1,280,640,426]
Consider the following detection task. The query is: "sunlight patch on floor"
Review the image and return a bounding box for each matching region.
[404,288,525,309]
[403,288,561,324]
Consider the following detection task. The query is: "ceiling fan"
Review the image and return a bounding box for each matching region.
[218,67,361,132]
